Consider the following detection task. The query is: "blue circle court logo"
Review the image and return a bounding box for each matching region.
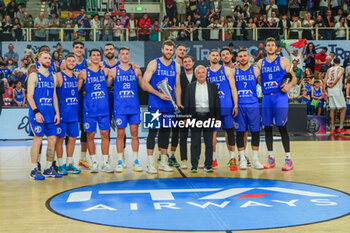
[47,178,350,231]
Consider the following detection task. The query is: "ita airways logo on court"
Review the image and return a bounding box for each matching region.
[47,178,350,231]
[143,110,161,129]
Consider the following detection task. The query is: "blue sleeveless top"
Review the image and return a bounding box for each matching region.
[114,66,140,115]
[313,86,322,98]
[235,66,258,104]
[148,58,177,113]
[207,65,233,115]
[28,72,55,123]
[57,72,79,122]
[260,56,286,95]
[83,68,109,117]
[15,88,24,105]
[74,58,88,73]
[103,60,120,69]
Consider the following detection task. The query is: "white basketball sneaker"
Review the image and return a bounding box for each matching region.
[102,163,114,173]
[133,159,143,172]
[114,160,124,173]
[90,162,99,173]
[159,156,173,172]
[239,159,248,170]
[147,164,158,174]
[180,160,187,169]
[252,160,264,170]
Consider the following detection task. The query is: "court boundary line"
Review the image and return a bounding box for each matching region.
[45,177,350,232]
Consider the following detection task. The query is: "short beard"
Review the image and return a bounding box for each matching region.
[66,66,75,71]
[42,63,51,69]
[239,61,248,66]
[211,61,218,65]
[163,54,172,61]
[106,54,114,60]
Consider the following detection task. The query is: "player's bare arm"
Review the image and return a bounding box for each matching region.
[226,66,238,117]
[77,69,86,91]
[106,67,116,87]
[254,66,261,84]
[175,62,183,108]
[53,74,60,125]
[135,68,144,90]
[281,57,297,93]
[143,59,170,101]
[27,72,44,123]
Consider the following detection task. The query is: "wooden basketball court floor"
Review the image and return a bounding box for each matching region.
[1,136,350,233]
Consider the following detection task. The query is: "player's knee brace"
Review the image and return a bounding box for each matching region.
[236,131,245,148]
[226,128,235,146]
[146,129,158,150]
[158,128,171,149]
[251,131,260,147]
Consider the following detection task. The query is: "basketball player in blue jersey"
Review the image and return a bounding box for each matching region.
[27,51,62,180]
[55,54,81,175]
[257,37,297,171]
[61,41,90,169]
[107,47,143,172]
[13,80,26,106]
[207,49,238,170]
[234,49,264,170]
[78,49,114,173]
[143,40,182,174]
[166,44,187,167]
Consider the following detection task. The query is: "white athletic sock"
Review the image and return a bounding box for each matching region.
[117,153,123,162]
[46,161,53,169]
[268,151,274,158]
[239,151,246,161]
[285,153,291,159]
[133,152,138,161]
[213,152,217,160]
[103,155,109,164]
[161,154,167,163]
[80,152,86,161]
[252,150,259,161]
[148,155,154,165]
[67,157,73,165]
[31,163,37,170]
[229,151,236,159]
[90,155,98,164]
[58,158,64,166]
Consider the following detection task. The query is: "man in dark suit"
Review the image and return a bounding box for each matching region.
[185,65,221,173]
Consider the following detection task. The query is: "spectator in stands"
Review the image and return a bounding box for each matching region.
[296,88,310,104]
[319,55,333,79]
[197,0,210,26]
[12,80,25,107]
[265,0,278,19]
[188,0,198,16]
[306,0,314,15]
[48,0,61,18]
[34,12,49,41]
[119,9,129,28]
[288,77,301,103]
[311,79,325,115]
[187,21,199,41]
[2,15,13,41]
[13,17,22,41]
[0,62,11,81]
[246,17,256,40]
[4,44,19,67]
[343,54,350,81]
[330,0,340,16]
[77,20,86,41]
[15,4,24,19]
[113,18,124,41]
[165,0,175,21]
[302,12,314,39]
[292,59,304,83]
[177,23,189,41]
[208,17,221,41]
[284,43,306,70]
[48,13,60,41]
[289,0,301,17]
[151,19,162,41]
[13,57,30,84]
[319,0,329,17]
[61,12,75,41]
[257,14,272,40]
[252,42,266,61]
[20,12,33,28]
[314,14,325,37]
[334,17,348,40]
[76,8,90,41]
[334,9,344,23]
[102,12,113,41]
[314,47,328,79]
[2,78,13,107]
[126,13,138,41]
[324,10,335,40]
[6,0,18,19]
[233,17,245,40]
[176,0,186,22]
[242,4,250,20]
[289,15,301,39]
[249,0,261,19]
[0,0,5,18]
[277,0,288,16]
[278,14,290,39]
[139,13,151,41]
[209,0,222,20]
[91,14,101,41]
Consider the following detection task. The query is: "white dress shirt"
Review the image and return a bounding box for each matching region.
[195,81,209,113]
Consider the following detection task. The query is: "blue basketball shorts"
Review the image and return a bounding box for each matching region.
[83,115,110,132]
[261,92,288,127]
[235,102,261,132]
[114,113,141,128]
[214,114,235,131]
[57,121,79,137]
[29,120,57,137]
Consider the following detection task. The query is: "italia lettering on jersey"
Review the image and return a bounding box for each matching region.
[114,66,140,115]
[148,58,177,113]
[235,66,258,104]
[83,68,109,117]
[207,65,233,115]
[15,88,24,104]
[260,56,286,95]
[28,72,55,123]
[57,72,79,122]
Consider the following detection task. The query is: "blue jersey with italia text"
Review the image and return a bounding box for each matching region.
[114,66,140,115]
[28,72,55,123]
[74,58,88,73]
[260,56,286,95]
[207,65,233,116]
[15,88,24,104]
[57,72,79,122]
[235,66,258,104]
[148,58,177,113]
[83,68,109,117]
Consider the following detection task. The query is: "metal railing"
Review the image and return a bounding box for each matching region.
[0,27,348,42]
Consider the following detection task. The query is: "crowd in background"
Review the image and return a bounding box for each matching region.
[2,0,350,41]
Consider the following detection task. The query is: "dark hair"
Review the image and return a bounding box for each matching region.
[322,47,328,52]
[228,43,234,47]
[104,43,115,49]
[65,54,75,59]
[237,49,248,55]
[220,47,232,56]
[89,49,101,57]
[333,57,340,64]
[119,47,130,52]
[183,55,194,62]
[14,80,21,85]
[209,49,219,55]
[306,42,316,54]
[162,40,176,49]
[73,41,84,48]
[38,45,50,53]
[0,62,5,67]
[176,44,186,50]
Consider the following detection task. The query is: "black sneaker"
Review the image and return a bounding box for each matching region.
[52,160,59,173]
[37,162,41,171]
[191,167,198,173]
[168,155,180,167]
